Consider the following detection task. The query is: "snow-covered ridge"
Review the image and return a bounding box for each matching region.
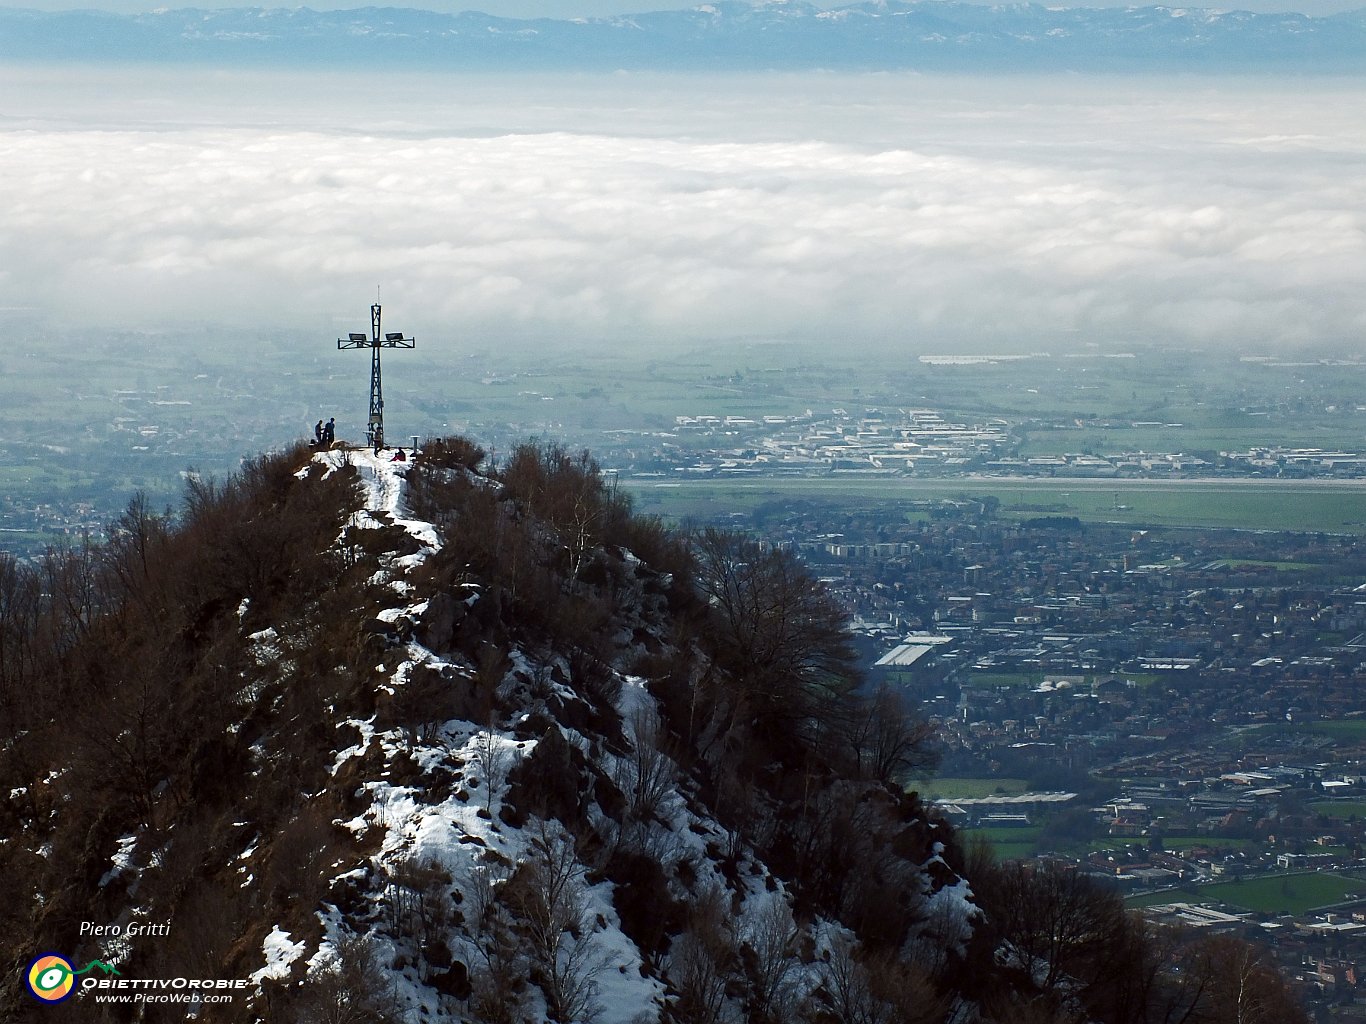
[249,446,974,1021]
[3,439,969,1022]
[3,438,1309,1023]
[275,447,678,1018]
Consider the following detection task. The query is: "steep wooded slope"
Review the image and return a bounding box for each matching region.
[0,439,1306,1023]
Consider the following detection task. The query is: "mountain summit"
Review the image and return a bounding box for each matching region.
[1,439,1306,1022]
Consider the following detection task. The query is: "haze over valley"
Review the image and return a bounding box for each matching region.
[2,69,1363,352]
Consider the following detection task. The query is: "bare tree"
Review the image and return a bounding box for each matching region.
[1085,915,1208,1024]
[612,704,677,847]
[741,896,800,1022]
[291,934,400,1024]
[499,443,626,587]
[980,860,1126,998]
[510,823,607,1023]
[0,553,42,727]
[692,529,860,744]
[1183,934,1308,1024]
[667,886,737,1024]
[473,720,512,813]
[103,491,170,611]
[72,649,183,829]
[815,932,944,1024]
[841,684,939,785]
[41,535,102,654]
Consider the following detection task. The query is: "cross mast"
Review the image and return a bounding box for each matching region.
[337,303,414,450]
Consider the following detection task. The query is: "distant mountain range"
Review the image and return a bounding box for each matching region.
[2,0,1364,71]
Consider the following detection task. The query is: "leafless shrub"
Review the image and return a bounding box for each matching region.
[507,823,607,1023]
[692,529,860,759]
[289,934,400,1024]
[384,856,453,949]
[264,803,338,913]
[421,435,486,471]
[813,932,944,1024]
[457,859,528,1023]
[460,859,516,966]
[472,644,513,720]
[839,684,940,785]
[667,886,739,1024]
[904,886,974,976]
[473,720,514,813]
[611,705,677,848]
[566,637,622,709]
[467,963,529,1024]
[740,896,801,1023]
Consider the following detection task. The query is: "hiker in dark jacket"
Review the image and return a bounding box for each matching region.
[324,418,335,445]
[314,420,324,445]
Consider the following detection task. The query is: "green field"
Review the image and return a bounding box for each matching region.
[1309,800,1366,819]
[972,830,1271,865]
[626,477,1366,535]
[963,672,1050,689]
[960,826,1044,862]
[974,840,1039,861]
[1019,425,1366,460]
[964,826,1044,843]
[1127,872,1366,915]
[1090,836,1263,855]
[1211,559,1316,571]
[961,671,1170,691]
[1256,720,1366,743]
[1155,836,1263,852]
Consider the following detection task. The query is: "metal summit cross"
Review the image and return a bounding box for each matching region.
[337,302,414,451]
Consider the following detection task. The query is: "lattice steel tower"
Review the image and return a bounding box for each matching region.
[337,303,414,450]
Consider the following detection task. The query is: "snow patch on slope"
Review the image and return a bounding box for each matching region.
[251,925,306,986]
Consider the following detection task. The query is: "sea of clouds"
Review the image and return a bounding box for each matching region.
[2,70,1363,353]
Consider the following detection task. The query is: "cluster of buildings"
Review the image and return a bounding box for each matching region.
[750,501,1366,1016]
[1221,447,1366,477]
[610,405,1366,480]
[664,407,1012,475]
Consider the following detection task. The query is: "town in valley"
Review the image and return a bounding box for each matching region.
[5,327,1366,1016]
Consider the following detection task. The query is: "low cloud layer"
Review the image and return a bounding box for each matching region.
[2,75,1363,353]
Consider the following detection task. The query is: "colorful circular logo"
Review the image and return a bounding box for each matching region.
[26,954,76,1003]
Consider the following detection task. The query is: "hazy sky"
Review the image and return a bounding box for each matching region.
[1,69,1363,353]
[3,1,1364,18]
